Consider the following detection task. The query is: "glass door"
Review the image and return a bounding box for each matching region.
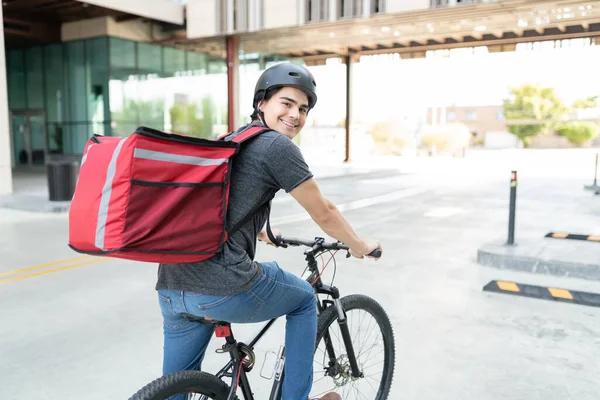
[11,111,47,166]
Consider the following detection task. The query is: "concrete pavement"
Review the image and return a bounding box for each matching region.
[1,148,600,400]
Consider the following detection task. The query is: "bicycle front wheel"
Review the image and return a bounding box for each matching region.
[312,295,395,400]
[128,370,237,400]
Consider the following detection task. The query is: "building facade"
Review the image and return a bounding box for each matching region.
[6,36,231,167]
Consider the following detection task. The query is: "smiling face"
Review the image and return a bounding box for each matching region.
[258,87,309,140]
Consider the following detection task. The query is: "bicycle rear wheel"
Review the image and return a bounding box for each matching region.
[128,370,237,400]
[312,295,395,400]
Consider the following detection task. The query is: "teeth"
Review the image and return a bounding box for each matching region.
[281,120,296,128]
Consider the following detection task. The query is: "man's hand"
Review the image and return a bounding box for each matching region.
[349,238,382,260]
[258,228,281,247]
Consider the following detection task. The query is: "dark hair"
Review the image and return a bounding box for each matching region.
[250,86,281,121]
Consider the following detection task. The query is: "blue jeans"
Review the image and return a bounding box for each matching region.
[157,261,317,400]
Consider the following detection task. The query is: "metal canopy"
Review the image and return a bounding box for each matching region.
[175,0,600,59]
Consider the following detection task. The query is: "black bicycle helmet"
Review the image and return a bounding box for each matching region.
[253,63,318,109]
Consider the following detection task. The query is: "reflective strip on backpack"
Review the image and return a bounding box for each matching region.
[95,138,127,251]
[133,149,228,166]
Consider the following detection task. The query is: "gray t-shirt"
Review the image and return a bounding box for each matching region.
[155,123,313,295]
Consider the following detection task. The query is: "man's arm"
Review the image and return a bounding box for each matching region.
[288,178,380,257]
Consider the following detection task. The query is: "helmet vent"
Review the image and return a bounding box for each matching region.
[288,72,301,78]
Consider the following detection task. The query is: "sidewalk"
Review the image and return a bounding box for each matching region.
[476,175,600,282]
[478,238,600,281]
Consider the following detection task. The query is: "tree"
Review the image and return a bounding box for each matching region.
[503,84,569,146]
[169,96,219,139]
[557,122,599,146]
[573,96,598,109]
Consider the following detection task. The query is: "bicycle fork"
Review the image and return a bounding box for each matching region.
[319,287,363,379]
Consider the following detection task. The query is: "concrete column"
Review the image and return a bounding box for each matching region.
[329,0,337,22]
[363,0,371,17]
[0,5,13,195]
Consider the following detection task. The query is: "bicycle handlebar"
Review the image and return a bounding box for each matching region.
[277,236,382,259]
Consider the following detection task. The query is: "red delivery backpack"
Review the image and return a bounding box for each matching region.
[68,125,271,263]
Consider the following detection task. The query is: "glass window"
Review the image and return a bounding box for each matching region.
[208,55,227,74]
[43,44,65,155]
[372,0,385,14]
[338,0,361,18]
[467,111,478,121]
[187,51,207,75]
[7,50,26,110]
[307,0,328,22]
[109,38,138,137]
[86,37,109,136]
[65,41,88,154]
[138,42,163,76]
[234,0,248,31]
[25,47,44,110]
[110,38,136,79]
[137,43,166,131]
[44,44,65,123]
[163,47,186,77]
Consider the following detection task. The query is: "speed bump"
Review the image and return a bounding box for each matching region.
[545,232,600,242]
[483,280,600,307]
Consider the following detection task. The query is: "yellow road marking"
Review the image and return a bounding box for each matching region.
[551,232,569,238]
[497,281,520,292]
[548,287,574,300]
[588,236,600,242]
[0,259,107,285]
[0,255,93,278]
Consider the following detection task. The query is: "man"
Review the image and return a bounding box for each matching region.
[156,63,382,400]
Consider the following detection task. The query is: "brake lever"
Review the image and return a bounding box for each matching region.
[274,235,288,248]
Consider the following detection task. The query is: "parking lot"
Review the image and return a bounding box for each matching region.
[1,148,599,400]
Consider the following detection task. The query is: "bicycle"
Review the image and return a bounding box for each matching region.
[129,236,395,400]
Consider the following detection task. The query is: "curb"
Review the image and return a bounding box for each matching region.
[483,280,600,307]
[0,201,71,214]
[477,247,600,281]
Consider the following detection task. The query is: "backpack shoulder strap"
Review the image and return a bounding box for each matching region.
[216,126,271,149]
[230,126,271,145]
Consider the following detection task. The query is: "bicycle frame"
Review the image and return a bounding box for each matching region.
[212,243,364,400]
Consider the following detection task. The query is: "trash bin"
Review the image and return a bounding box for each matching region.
[47,160,79,202]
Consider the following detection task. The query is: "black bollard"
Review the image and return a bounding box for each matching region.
[507,170,517,246]
[594,153,598,187]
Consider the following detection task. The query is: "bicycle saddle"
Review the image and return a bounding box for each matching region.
[182,313,230,326]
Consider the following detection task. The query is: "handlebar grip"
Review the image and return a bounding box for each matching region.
[368,249,382,258]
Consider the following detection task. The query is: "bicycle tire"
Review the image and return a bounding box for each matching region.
[128,370,238,400]
[314,294,395,400]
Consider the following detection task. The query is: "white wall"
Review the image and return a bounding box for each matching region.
[386,0,430,13]
[186,0,218,39]
[0,5,13,194]
[62,16,166,42]
[263,0,298,29]
[61,16,109,41]
[76,0,184,25]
